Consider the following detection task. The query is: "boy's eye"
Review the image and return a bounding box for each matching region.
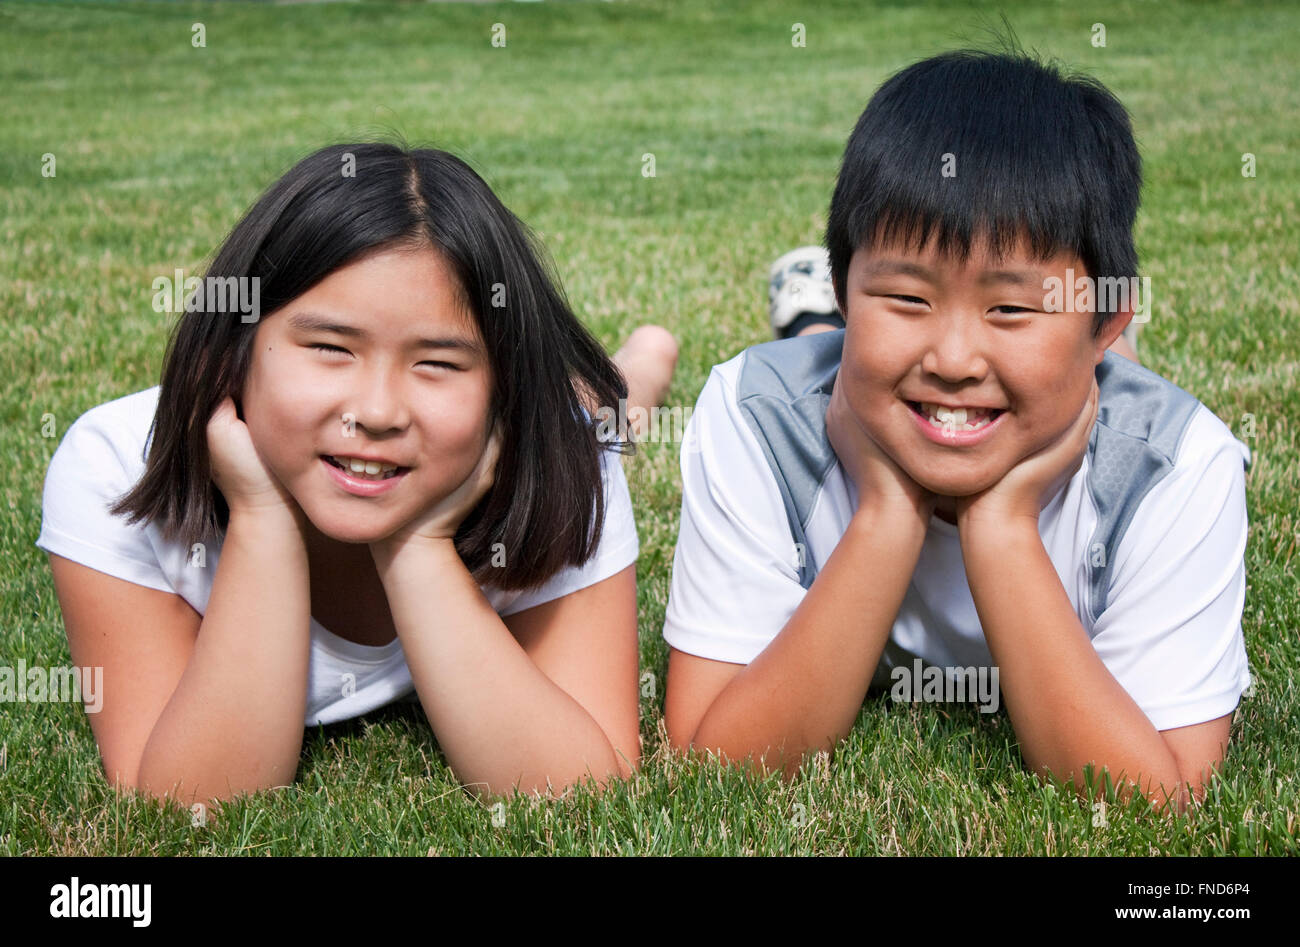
[889,295,928,305]
[992,305,1035,314]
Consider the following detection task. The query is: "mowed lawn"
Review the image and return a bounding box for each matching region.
[1,0,1297,856]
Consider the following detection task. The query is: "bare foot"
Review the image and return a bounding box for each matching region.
[1108,332,1140,363]
[795,322,841,338]
[610,325,679,437]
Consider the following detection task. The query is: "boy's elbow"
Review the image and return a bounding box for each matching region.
[1031,760,1200,817]
[673,731,802,783]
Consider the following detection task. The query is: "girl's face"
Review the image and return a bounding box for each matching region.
[240,244,494,544]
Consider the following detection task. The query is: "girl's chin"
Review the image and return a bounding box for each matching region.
[302,512,400,546]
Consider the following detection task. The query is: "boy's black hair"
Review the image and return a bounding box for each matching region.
[112,142,630,591]
[826,48,1142,336]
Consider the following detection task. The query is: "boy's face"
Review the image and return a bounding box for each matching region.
[837,233,1127,510]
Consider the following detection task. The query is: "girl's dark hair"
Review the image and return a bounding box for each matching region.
[826,48,1142,338]
[112,142,631,591]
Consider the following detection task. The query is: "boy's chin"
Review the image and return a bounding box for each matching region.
[907,466,1004,501]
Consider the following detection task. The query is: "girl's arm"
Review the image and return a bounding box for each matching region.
[373,539,639,798]
[371,427,639,797]
[51,503,312,807]
[134,505,311,803]
[53,395,315,806]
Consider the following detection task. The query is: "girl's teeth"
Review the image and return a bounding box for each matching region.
[332,457,400,480]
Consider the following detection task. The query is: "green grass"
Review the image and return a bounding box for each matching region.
[2,0,1297,855]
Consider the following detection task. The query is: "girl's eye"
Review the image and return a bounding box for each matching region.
[992,305,1034,314]
[310,344,457,371]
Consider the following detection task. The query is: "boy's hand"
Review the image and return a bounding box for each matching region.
[826,373,935,522]
[955,377,1099,531]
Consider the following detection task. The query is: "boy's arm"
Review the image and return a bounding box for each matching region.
[956,383,1248,811]
[667,369,935,777]
[676,497,928,777]
[960,519,1228,811]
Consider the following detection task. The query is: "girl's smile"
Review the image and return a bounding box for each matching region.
[320,454,411,497]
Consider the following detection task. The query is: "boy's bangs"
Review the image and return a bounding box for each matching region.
[856,176,1086,271]
[828,50,1143,330]
[847,84,1095,269]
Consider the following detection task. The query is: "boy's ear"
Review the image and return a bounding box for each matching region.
[1093,307,1133,362]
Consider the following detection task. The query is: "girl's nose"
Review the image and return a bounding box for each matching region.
[349,371,410,434]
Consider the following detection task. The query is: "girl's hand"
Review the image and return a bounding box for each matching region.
[955,377,1100,530]
[826,373,936,522]
[206,395,303,523]
[373,421,503,553]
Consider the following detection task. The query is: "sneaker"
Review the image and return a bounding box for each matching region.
[768,245,843,340]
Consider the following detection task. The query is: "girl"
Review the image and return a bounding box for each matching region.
[37,143,677,805]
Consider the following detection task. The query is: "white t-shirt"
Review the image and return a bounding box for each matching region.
[663,346,1252,732]
[37,386,640,726]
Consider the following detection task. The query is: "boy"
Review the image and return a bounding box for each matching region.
[662,49,1252,811]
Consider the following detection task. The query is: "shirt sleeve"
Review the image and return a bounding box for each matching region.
[1089,410,1251,731]
[34,407,175,594]
[662,363,809,664]
[497,444,640,616]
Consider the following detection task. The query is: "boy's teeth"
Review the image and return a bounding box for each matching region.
[918,402,997,432]
[920,400,987,424]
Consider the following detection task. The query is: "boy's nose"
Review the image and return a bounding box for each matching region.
[920,319,990,384]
